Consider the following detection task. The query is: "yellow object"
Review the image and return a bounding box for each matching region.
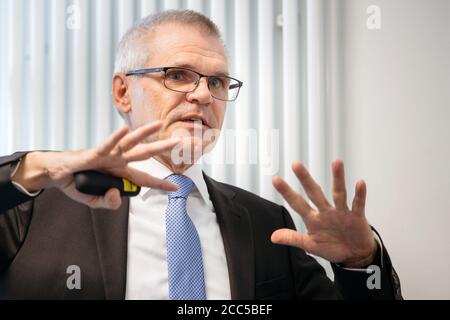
[122,178,138,192]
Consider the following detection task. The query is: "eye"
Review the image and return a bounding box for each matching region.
[209,76,225,89]
[166,70,185,81]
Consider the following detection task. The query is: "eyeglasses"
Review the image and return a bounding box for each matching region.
[125,67,243,102]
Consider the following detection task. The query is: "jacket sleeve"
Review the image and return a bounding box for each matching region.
[0,151,38,212]
[331,227,403,300]
[0,151,36,272]
[281,206,403,299]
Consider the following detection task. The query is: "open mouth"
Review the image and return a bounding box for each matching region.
[179,116,209,127]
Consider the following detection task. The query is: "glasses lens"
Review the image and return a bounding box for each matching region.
[164,68,241,101]
[208,76,241,101]
[164,68,199,92]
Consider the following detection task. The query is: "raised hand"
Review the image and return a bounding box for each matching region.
[12,121,181,210]
[271,160,377,268]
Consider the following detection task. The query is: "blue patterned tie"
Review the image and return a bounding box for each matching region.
[165,174,206,300]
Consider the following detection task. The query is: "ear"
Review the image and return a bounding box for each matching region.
[112,73,132,114]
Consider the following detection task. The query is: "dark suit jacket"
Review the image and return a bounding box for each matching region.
[0,152,402,299]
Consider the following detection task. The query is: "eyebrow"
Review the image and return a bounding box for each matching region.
[171,63,230,77]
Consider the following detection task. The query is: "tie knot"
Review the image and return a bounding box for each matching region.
[166,174,194,199]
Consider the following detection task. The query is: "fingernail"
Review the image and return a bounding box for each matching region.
[108,197,117,208]
[270,232,280,243]
[168,183,178,191]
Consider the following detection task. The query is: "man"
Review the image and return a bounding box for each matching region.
[0,10,401,299]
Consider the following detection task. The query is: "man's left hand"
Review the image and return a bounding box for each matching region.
[271,160,377,268]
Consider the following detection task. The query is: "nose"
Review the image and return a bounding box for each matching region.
[186,77,213,105]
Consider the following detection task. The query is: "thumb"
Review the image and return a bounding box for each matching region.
[103,188,122,209]
[271,228,307,250]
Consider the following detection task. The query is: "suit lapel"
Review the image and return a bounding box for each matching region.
[203,173,255,299]
[90,199,130,299]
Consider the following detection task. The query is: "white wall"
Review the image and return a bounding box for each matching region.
[1,0,449,299]
[339,0,450,299]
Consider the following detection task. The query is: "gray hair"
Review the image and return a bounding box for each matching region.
[114,10,224,74]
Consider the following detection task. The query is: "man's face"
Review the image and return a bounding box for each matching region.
[120,23,229,160]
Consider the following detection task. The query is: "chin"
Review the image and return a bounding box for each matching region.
[168,137,213,165]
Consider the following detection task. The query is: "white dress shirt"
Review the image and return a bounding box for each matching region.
[124,158,231,300]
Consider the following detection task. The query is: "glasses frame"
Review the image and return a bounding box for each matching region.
[125,66,243,102]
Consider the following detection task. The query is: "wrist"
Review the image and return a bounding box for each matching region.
[11,152,55,192]
[340,239,378,268]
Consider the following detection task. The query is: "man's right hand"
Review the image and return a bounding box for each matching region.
[11,121,181,209]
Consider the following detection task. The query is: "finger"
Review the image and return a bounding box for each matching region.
[97,126,130,156]
[351,180,367,214]
[117,121,163,152]
[123,137,182,162]
[291,161,332,211]
[332,159,349,211]
[272,176,314,221]
[82,188,122,210]
[271,228,310,251]
[124,166,178,192]
[103,188,122,209]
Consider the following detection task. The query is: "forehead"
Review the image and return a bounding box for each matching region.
[146,23,229,75]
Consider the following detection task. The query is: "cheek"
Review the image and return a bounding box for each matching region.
[129,85,163,131]
[130,102,157,130]
[155,93,186,138]
[213,103,227,128]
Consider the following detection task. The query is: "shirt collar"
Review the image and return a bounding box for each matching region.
[129,157,210,204]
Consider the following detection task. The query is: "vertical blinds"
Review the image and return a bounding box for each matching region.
[0,0,339,276]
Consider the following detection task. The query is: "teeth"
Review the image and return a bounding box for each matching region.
[182,118,205,125]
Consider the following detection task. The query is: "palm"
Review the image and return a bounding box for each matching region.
[272,160,377,267]
[298,208,375,263]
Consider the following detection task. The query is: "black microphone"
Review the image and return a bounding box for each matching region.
[74,170,141,197]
